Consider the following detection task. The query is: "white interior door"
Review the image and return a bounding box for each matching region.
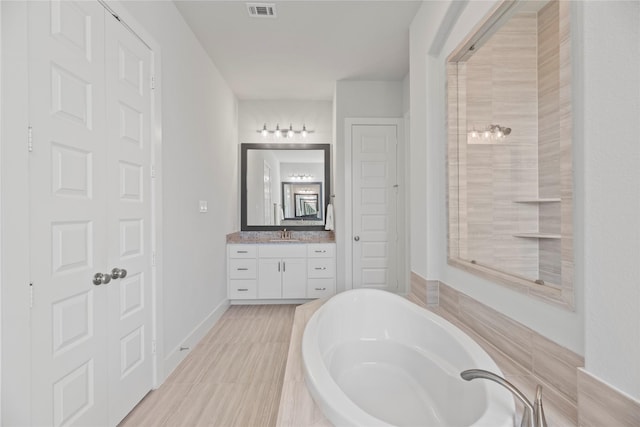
[105,12,153,426]
[28,1,110,425]
[28,1,154,425]
[352,124,398,291]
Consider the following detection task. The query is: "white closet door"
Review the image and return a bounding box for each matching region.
[28,1,110,425]
[352,124,398,291]
[28,1,154,425]
[104,12,154,426]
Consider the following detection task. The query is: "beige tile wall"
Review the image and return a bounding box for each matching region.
[537,0,562,285]
[461,12,541,279]
[447,0,575,309]
[577,368,640,427]
[435,281,583,422]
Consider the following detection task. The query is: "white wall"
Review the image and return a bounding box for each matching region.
[581,1,640,399]
[334,80,404,292]
[410,1,584,355]
[411,0,640,400]
[238,100,333,145]
[121,1,238,376]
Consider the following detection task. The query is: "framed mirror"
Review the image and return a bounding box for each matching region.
[447,0,574,309]
[241,143,331,230]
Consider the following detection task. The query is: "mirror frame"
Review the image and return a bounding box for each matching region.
[446,0,574,309]
[240,143,331,231]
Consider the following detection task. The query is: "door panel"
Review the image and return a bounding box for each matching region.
[105,13,153,426]
[352,125,398,291]
[282,258,307,298]
[28,1,109,425]
[258,259,282,298]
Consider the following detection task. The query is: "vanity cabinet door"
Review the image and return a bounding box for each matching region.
[282,258,307,298]
[258,258,283,298]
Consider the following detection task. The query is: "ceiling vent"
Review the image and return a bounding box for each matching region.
[247,3,277,18]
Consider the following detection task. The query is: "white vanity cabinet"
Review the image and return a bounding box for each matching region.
[227,242,336,301]
[258,244,307,299]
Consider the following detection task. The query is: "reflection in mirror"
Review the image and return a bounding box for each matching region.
[241,143,330,231]
[282,182,323,222]
[447,0,574,308]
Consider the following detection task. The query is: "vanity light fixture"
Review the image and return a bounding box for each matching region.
[288,173,313,181]
[257,123,314,139]
[468,124,511,144]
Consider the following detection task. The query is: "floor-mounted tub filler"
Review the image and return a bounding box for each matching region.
[302,289,516,427]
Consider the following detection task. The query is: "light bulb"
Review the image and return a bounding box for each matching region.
[275,124,281,138]
[261,124,268,137]
[302,125,308,138]
[483,130,491,140]
[287,124,293,138]
[470,129,479,138]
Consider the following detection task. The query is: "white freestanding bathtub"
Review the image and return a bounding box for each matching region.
[302,289,515,427]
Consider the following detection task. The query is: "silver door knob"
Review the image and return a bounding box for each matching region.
[354,236,360,241]
[111,268,127,279]
[93,272,112,286]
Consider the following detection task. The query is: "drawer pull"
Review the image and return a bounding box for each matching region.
[237,267,249,271]
[314,287,327,291]
[237,250,248,254]
[237,288,249,292]
[314,250,326,253]
[314,267,327,270]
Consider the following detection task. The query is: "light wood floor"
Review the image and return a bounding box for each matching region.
[119,304,297,427]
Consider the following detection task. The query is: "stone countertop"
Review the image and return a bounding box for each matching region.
[226,231,335,244]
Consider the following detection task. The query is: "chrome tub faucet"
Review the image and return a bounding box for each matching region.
[461,369,547,427]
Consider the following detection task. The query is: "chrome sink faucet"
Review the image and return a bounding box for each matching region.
[461,369,547,427]
[280,228,291,240]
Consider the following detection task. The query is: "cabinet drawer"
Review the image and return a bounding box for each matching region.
[229,280,257,299]
[307,278,335,299]
[229,259,257,279]
[307,244,335,258]
[308,258,335,278]
[228,245,257,258]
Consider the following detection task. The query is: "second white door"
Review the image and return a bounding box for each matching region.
[351,124,398,291]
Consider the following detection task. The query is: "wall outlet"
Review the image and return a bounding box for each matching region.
[199,200,208,213]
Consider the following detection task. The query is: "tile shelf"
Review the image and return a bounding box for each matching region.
[514,198,561,203]
[513,233,561,239]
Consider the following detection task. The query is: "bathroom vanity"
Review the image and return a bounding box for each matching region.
[226,232,336,302]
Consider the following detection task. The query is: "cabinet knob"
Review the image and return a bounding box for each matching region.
[354,236,360,242]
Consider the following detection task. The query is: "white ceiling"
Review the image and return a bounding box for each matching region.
[174,0,422,100]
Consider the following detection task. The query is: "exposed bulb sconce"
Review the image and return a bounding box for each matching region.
[257,123,315,139]
[468,124,511,144]
[288,173,313,180]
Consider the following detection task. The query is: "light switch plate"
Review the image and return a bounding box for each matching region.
[199,200,208,213]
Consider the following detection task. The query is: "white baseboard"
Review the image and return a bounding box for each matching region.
[161,298,230,382]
